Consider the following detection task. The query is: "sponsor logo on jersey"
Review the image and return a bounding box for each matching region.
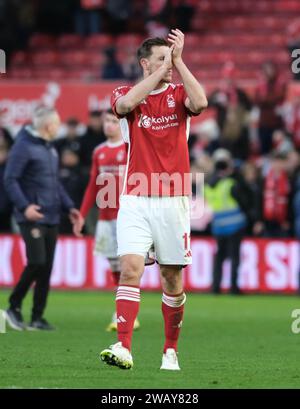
[138,114,178,128]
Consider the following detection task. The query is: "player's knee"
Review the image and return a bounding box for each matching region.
[120,255,144,283]
[160,266,182,291]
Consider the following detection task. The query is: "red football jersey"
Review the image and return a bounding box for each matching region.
[80,140,127,221]
[111,83,199,196]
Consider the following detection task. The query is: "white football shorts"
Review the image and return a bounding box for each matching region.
[117,195,192,265]
[94,219,118,259]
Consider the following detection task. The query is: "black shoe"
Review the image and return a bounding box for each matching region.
[230,287,244,295]
[27,318,55,331]
[4,308,26,331]
[211,288,221,295]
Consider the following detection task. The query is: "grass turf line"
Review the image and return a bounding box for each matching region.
[0,290,300,389]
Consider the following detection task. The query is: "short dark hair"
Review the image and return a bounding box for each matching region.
[89,110,102,118]
[137,37,169,62]
[66,117,79,127]
[104,108,114,116]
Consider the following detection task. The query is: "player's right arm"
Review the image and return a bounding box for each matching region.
[114,46,174,116]
[73,149,99,237]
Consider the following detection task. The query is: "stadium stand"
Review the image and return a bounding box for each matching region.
[6,0,295,81]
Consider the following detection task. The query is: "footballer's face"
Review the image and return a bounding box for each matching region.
[142,45,173,83]
[103,113,120,139]
[46,113,61,141]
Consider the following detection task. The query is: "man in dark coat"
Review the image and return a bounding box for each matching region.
[3,107,80,331]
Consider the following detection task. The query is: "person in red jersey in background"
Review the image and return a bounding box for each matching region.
[73,109,153,331]
[100,29,207,370]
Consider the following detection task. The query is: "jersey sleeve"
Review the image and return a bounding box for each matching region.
[176,83,202,117]
[80,148,99,218]
[111,85,132,118]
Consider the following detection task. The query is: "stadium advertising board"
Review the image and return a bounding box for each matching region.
[0,235,298,293]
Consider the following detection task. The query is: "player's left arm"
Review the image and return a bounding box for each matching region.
[168,29,208,114]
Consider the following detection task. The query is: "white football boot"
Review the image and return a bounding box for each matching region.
[100,341,133,369]
[160,348,181,370]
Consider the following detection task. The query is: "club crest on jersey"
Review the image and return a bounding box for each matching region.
[167,94,175,108]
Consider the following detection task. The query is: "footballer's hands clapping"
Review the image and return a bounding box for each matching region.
[168,29,184,63]
[163,44,174,71]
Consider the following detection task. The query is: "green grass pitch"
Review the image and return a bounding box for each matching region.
[0,289,300,389]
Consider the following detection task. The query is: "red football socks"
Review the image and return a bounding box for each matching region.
[162,292,186,353]
[116,285,140,351]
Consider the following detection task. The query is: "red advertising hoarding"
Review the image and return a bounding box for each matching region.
[0,235,299,293]
[0,81,214,134]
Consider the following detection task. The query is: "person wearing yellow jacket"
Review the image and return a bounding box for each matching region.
[205,149,253,295]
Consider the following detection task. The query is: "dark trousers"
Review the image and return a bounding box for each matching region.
[258,127,275,155]
[212,231,243,293]
[9,223,58,320]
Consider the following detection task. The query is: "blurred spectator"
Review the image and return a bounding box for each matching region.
[255,61,287,155]
[80,110,106,172]
[122,49,142,82]
[262,152,291,237]
[190,155,213,235]
[285,150,300,236]
[287,19,300,51]
[190,119,220,160]
[105,0,132,34]
[209,62,252,162]
[36,0,75,34]
[272,129,294,155]
[205,149,253,294]
[283,95,300,150]
[127,0,147,33]
[0,112,14,149]
[0,145,13,232]
[193,152,214,177]
[146,0,171,37]
[241,161,263,236]
[102,47,125,80]
[79,110,106,236]
[15,0,38,49]
[0,127,14,149]
[172,0,196,32]
[287,19,300,80]
[0,0,18,60]
[54,117,82,160]
[59,149,87,234]
[74,0,104,36]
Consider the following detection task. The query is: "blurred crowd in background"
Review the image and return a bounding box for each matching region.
[0,0,196,81]
[2,0,300,239]
[2,58,300,240]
